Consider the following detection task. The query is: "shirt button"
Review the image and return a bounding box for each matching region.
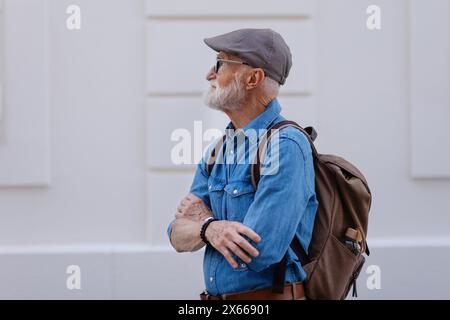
[233,189,238,195]
[210,277,214,282]
[208,185,212,190]
[240,263,246,268]
[230,150,234,154]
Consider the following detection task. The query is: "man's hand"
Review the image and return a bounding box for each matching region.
[176,193,213,221]
[169,193,212,252]
[205,220,261,269]
[171,193,262,268]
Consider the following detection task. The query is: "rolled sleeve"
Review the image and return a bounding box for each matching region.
[244,136,311,272]
[189,159,212,209]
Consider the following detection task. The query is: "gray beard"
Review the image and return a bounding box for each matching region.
[203,74,246,112]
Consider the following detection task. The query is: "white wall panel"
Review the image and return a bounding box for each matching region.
[146,97,223,169]
[0,0,50,186]
[277,96,317,129]
[1,242,450,299]
[0,1,4,123]
[146,172,195,246]
[145,0,314,18]
[114,249,204,299]
[0,0,146,244]
[0,249,113,299]
[410,0,450,178]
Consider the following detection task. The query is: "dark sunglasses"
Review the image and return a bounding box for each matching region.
[215,59,250,73]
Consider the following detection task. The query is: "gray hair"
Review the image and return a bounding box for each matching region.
[260,76,280,97]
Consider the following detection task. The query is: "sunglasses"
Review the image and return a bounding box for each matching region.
[215,58,250,73]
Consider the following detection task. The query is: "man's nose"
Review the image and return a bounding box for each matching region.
[206,66,216,81]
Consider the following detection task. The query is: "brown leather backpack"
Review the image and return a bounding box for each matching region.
[206,120,372,300]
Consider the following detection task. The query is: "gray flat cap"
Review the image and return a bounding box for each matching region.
[204,28,292,85]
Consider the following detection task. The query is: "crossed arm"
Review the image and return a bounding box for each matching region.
[169,193,261,269]
[170,136,311,272]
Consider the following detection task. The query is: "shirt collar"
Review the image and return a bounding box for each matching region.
[225,98,282,140]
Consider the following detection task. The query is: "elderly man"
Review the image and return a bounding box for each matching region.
[168,28,318,300]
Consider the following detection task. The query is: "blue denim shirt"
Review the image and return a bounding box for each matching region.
[169,98,318,295]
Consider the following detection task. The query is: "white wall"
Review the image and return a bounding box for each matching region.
[0,0,449,299]
[0,0,146,244]
[317,0,450,299]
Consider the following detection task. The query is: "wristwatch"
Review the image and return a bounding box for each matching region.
[200,217,216,245]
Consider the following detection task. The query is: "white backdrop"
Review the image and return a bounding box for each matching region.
[0,0,449,299]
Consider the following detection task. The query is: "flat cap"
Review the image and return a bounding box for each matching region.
[204,28,292,85]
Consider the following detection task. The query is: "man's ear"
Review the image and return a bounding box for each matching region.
[245,68,265,90]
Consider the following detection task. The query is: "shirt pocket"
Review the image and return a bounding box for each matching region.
[224,181,255,222]
[207,177,226,218]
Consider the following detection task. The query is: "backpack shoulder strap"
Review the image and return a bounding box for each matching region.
[266,121,317,293]
[251,120,318,189]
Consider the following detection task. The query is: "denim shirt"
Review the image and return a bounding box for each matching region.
[168,98,318,295]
